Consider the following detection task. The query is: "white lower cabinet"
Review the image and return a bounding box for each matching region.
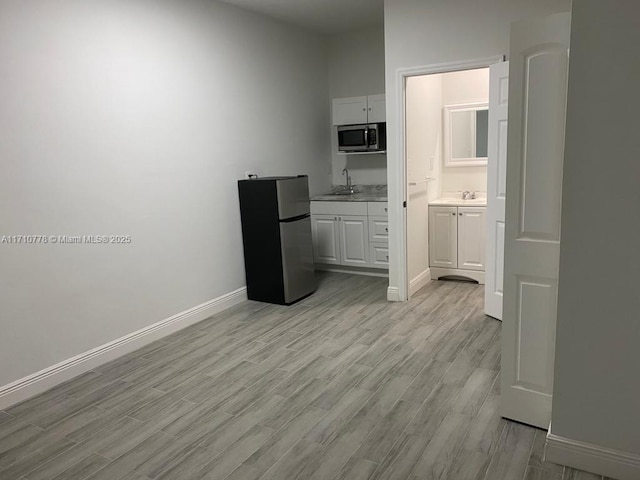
[457,207,486,271]
[428,207,458,269]
[429,205,486,282]
[338,215,369,266]
[369,243,389,268]
[310,215,340,265]
[311,201,388,270]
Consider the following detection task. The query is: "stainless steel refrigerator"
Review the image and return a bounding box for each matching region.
[238,175,316,305]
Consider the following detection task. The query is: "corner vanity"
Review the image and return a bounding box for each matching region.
[429,198,486,284]
[310,187,388,273]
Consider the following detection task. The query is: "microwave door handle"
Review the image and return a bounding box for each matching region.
[364,126,369,150]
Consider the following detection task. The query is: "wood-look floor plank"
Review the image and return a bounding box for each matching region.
[0,273,604,480]
[48,452,110,480]
[483,421,537,480]
[529,429,566,476]
[525,465,564,479]
[410,412,473,479]
[563,467,603,479]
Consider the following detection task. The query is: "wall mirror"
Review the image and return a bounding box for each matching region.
[443,102,489,167]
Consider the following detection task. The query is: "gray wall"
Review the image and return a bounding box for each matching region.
[383,0,571,297]
[551,0,640,455]
[328,26,387,186]
[0,0,331,386]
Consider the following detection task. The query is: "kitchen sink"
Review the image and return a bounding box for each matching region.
[328,190,360,196]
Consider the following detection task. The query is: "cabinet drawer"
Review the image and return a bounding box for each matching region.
[368,216,389,243]
[367,202,388,216]
[369,242,389,269]
[311,201,367,216]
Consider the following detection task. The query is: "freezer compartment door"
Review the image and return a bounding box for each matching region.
[279,216,316,303]
[276,176,310,220]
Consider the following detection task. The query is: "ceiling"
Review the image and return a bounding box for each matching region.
[218,0,384,35]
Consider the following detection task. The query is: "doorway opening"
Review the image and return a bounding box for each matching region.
[405,66,491,299]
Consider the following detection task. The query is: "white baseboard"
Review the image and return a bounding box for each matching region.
[409,268,431,296]
[0,287,247,410]
[314,264,389,278]
[387,286,401,302]
[546,431,640,480]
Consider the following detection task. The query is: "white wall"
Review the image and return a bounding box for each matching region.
[384,0,571,299]
[328,26,387,186]
[406,74,442,282]
[440,68,489,195]
[551,0,640,460]
[407,74,443,201]
[0,0,331,387]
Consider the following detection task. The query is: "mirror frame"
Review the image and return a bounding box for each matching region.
[443,102,489,167]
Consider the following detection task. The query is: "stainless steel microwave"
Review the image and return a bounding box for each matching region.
[337,123,386,153]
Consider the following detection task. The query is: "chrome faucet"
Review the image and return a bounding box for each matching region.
[462,191,476,200]
[342,168,354,193]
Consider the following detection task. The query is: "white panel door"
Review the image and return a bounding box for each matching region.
[311,215,340,265]
[458,207,486,271]
[429,206,458,269]
[339,215,369,266]
[332,96,368,126]
[501,12,570,429]
[485,61,509,320]
[367,94,386,123]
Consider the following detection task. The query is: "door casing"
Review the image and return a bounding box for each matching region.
[392,56,504,301]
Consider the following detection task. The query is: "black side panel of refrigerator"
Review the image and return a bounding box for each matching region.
[238,180,286,304]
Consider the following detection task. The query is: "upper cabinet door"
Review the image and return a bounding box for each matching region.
[332,96,368,125]
[458,207,487,271]
[367,94,386,123]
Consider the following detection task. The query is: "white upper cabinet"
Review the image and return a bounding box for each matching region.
[332,96,367,125]
[366,94,386,123]
[332,94,386,125]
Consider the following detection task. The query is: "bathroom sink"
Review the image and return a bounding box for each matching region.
[429,197,487,206]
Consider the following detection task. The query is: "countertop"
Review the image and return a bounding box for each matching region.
[312,185,387,202]
[429,198,487,207]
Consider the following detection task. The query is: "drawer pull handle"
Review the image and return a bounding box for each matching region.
[384,227,388,232]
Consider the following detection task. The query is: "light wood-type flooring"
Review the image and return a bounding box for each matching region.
[0,273,608,480]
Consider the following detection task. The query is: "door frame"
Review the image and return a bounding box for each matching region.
[390,55,504,302]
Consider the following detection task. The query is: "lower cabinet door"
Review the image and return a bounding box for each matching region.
[429,206,458,268]
[458,207,487,271]
[311,215,340,265]
[339,215,369,266]
[369,242,389,269]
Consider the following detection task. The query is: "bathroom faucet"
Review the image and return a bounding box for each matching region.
[342,168,354,193]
